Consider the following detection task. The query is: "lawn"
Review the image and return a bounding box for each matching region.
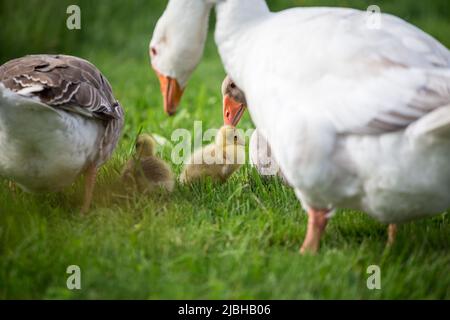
[0,0,449,299]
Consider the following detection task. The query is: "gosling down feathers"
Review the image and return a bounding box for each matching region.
[122,134,175,193]
[180,125,245,184]
[0,54,124,213]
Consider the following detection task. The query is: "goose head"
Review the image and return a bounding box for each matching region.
[150,0,214,115]
[221,76,247,127]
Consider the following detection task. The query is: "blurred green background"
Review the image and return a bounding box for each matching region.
[0,0,449,299]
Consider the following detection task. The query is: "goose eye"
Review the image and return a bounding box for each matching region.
[230,82,236,89]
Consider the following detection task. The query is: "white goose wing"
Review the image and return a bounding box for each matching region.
[248,8,450,136]
[317,63,450,136]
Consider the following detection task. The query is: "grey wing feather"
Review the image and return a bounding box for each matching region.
[0,54,122,121]
[0,54,125,165]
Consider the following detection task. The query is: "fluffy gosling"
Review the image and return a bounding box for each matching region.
[180,125,245,184]
[122,134,175,193]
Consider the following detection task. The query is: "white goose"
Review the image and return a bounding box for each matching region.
[0,55,124,213]
[150,0,450,252]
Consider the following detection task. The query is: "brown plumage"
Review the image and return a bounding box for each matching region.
[0,54,124,165]
[122,134,175,193]
[0,54,124,213]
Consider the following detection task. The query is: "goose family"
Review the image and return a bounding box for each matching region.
[0,54,124,213]
[150,0,450,252]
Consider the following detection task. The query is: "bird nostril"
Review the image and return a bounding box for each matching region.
[226,111,230,118]
[151,47,157,56]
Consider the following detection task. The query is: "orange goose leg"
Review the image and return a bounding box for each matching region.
[387,224,398,246]
[81,164,98,214]
[300,208,330,254]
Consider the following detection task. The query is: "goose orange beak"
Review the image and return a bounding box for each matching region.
[223,94,246,126]
[154,69,184,116]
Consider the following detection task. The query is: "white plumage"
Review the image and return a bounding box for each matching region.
[249,129,283,178]
[150,0,450,250]
[0,84,103,192]
[213,1,450,223]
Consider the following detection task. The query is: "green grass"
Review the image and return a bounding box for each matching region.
[0,0,450,299]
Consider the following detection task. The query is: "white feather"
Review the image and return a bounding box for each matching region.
[214,1,450,222]
[0,84,104,192]
[156,0,450,223]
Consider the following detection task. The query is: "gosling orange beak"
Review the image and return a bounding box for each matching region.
[223,94,246,127]
[153,69,184,116]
